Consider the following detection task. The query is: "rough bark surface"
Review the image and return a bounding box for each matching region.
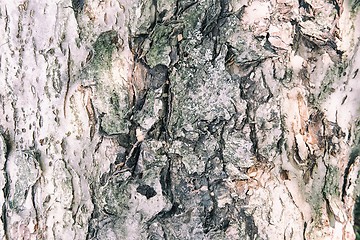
[1,0,360,239]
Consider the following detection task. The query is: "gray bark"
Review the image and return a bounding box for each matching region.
[0,0,360,239]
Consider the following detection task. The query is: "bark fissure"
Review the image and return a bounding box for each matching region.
[1,134,9,240]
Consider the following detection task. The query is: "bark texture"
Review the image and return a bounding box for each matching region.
[1,0,360,239]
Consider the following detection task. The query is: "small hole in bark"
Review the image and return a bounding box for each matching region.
[136,184,157,199]
[280,169,289,180]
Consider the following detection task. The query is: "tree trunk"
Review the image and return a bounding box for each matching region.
[0,0,360,239]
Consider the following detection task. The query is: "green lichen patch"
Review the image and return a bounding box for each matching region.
[318,62,347,101]
[349,0,360,13]
[78,30,131,135]
[323,165,340,197]
[9,150,41,211]
[80,30,121,85]
[146,25,173,67]
[94,85,130,135]
[100,179,132,216]
[303,164,341,225]
[90,30,120,72]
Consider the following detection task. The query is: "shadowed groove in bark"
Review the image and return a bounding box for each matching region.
[342,121,360,202]
[0,133,9,240]
[354,196,360,239]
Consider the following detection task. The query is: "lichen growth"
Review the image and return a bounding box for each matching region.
[82,30,120,82]
[80,30,130,135]
[146,25,172,67]
[318,62,347,101]
[92,31,119,69]
[323,165,340,197]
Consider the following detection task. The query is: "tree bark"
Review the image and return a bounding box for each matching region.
[0,0,360,239]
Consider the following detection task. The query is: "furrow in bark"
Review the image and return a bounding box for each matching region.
[1,134,10,240]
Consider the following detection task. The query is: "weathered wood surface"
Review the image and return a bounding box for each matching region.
[0,0,360,239]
